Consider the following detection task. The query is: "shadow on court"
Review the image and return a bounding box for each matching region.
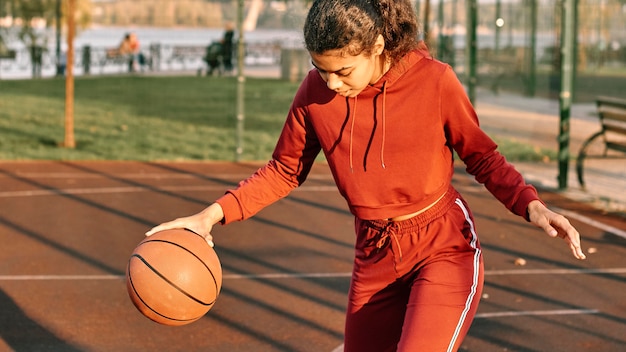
[0,161,624,351]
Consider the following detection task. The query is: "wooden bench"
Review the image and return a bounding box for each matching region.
[98,47,151,72]
[98,47,128,72]
[104,48,124,60]
[576,96,626,188]
[0,49,16,59]
[0,49,16,77]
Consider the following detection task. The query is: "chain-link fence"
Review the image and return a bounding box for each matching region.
[1,0,625,101]
[421,0,626,100]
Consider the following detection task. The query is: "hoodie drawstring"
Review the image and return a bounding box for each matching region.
[347,81,387,172]
[380,82,387,169]
[348,95,357,173]
[376,223,403,262]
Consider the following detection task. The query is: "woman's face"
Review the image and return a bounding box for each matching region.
[310,36,385,98]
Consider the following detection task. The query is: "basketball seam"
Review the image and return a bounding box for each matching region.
[127,264,201,324]
[142,237,221,299]
[130,252,217,306]
[127,230,222,324]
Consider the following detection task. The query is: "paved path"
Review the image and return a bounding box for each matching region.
[474,90,626,215]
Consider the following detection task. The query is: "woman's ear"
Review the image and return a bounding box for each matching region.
[374,34,385,56]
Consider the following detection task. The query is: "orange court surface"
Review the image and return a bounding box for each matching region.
[0,161,625,352]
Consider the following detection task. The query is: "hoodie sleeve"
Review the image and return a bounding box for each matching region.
[216,75,322,224]
[439,66,541,220]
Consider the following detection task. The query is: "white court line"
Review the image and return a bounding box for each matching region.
[475,309,600,319]
[485,267,626,275]
[228,268,626,279]
[0,172,335,180]
[331,345,344,352]
[0,265,608,352]
[2,178,623,239]
[552,206,626,240]
[0,185,338,198]
[1,268,625,281]
[461,185,626,239]
[0,273,352,281]
[0,274,124,281]
[0,173,214,179]
[2,188,623,240]
[329,308,600,352]
[0,186,211,198]
[223,272,353,280]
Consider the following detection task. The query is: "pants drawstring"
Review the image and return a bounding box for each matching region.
[376,225,403,262]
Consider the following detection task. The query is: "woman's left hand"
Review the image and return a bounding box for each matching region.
[527,200,587,260]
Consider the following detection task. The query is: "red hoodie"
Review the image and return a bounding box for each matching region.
[217,48,540,223]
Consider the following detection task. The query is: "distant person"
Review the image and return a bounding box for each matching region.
[201,41,223,76]
[119,32,142,72]
[56,49,67,77]
[221,22,234,74]
[30,45,44,78]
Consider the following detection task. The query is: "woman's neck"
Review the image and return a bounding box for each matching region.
[371,55,391,84]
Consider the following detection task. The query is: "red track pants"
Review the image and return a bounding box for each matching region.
[344,187,484,352]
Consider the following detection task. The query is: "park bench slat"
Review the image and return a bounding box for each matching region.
[576,96,626,188]
[605,142,626,154]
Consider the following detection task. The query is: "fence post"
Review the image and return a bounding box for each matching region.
[235,0,246,162]
[55,0,63,76]
[557,0,578,189]
[30,45,43,78]
[82,45,91,75]
[149,43,161,71]
[466,0,478,104]
[526,0,537,97]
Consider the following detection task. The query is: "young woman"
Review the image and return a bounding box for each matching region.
[146,0,586,350]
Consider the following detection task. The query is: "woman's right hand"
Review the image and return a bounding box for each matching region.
[145,203,224,247]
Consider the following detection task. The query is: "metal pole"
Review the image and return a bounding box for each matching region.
[437,0,444,59]
[527,0,537,97]
[508,1,514,47]
[415,0,422,41]
[450,0,457,68]
[495,0,501,54]
[235,0,245,162]
[557,0,577,189]
[466,0,477,104]
[55,0,62,76]
[64,0,76,148]
[423,0,431,47]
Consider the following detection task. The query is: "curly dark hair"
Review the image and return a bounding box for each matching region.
[303,0,421,65]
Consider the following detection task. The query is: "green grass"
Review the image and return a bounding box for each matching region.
[0,74,553,162]
[0,75,299,161]
[474,68,626,103]
[492,137,557,162]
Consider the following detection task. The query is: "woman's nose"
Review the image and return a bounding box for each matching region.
[326,74,343,90]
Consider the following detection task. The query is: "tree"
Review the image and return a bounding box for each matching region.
[1,0,91,77]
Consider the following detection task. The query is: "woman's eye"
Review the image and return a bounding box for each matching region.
[316,68,350,78]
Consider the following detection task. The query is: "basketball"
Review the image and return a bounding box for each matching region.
[126,228,222,326]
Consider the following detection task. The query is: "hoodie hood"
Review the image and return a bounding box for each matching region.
[364,45,432,93]
[345,47,432,171]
